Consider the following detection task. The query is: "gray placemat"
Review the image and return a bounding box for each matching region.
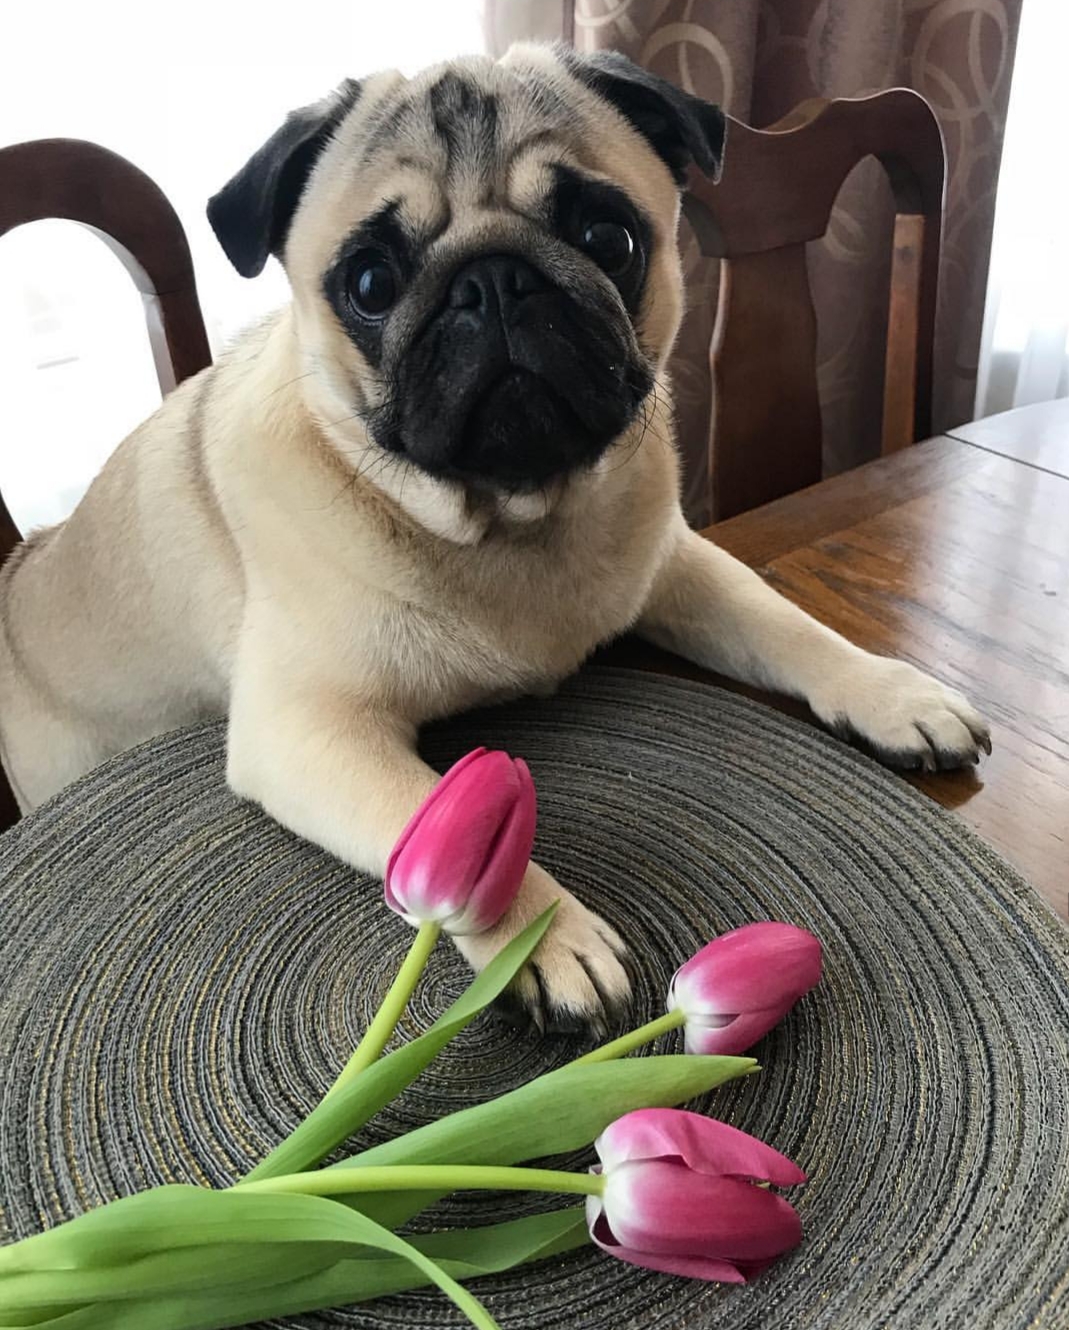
[1,667,1067,1329]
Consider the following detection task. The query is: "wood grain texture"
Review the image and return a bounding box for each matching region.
[605,432,1069,921]
[947,398,1069,477]
[685,90,945,256]
[882,212,938,452]
[707,244,823,517]
[706,435,968,566]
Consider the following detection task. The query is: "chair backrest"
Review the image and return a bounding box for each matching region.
[0,138,212,564]
[684,90,945,522]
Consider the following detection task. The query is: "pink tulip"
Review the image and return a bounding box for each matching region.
[586,1108,806,1282]
[384,748,536,935]
[667,923,822,1055]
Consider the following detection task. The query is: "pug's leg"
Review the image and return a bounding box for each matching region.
[637,523,990,770]
[226,657,630,1034]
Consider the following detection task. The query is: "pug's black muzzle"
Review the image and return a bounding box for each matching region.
[383,253,651,491]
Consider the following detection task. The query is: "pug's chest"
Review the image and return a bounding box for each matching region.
[391,537,657,717]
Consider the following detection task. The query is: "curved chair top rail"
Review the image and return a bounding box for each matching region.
[684,88,946,259]
[0,137,212,554]
[0,137,212,388]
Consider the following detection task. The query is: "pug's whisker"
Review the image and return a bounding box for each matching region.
[643,379,675,451]
[350,448,399,494]
[601,425,647,478]
[258,370,315,405]
[322,410,366,431]
[396,458,416,511]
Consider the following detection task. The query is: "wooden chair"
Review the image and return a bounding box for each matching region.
[684,89,945,522]
[0,138,211,828]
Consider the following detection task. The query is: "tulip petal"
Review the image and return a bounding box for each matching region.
[596,1110,806,1187]
[682,1007,792,1056]
[603,1250,780,1283]
[384,777,494,922]
[384,750,534,934]
[604,1163,803,1263]
[611,1248,750,1283]
[592,1233,749,1284]
[454,759,536,934]
[669,923,822,1020]
[387,748,488,873]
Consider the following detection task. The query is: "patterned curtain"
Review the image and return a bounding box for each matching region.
[484,0,1023,526]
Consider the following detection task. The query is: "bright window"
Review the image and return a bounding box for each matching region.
[0,1,485,530]
[976,0,1069,416]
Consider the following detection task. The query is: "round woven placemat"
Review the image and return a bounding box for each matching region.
[1,668,1067,1329]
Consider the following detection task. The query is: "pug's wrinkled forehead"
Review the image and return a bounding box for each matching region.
[302,55,611,296]
[209,44,725,292]
[358,57,568,188]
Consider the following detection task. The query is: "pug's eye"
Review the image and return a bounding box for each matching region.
[347,255,397,318]
[580,220,635,277]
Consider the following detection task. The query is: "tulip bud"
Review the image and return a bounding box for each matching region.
[667,922,822,1055]
[587,1108,805,1282]
[385,748,536,935]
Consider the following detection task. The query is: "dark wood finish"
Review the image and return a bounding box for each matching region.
[0,139,211,407]
[708,434,973,566]
[0,138,212,829]
[606,430,1069,922]
[883,214,925,454]
[0,496,21,567]
[707,245,822,518]
[0,768,18,831]
[684,90,946,520]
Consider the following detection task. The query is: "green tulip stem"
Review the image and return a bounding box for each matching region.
[241,1163,605,1200]
[572,1008,686,1065]
[326,920,442,1099]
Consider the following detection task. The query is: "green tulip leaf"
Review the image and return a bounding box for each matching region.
[330,1053,757,1228]
[0,1188,381,1275]
[0,1242,331,1309]
[0,1206,589,1330]
[0,1188,505,1330]
[244,905,557,1182]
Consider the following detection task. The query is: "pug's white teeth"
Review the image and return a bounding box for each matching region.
[499,491,550,522]
[497,483,567,524]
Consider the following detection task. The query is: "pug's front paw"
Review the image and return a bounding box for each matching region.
[810,655,991,772]
[453,861,632,1039]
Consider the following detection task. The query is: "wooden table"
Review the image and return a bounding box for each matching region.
[611,399,1069,921]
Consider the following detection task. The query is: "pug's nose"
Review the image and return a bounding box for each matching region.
[448,255,548,314]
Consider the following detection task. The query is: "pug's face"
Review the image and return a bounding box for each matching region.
[209,45,724,503]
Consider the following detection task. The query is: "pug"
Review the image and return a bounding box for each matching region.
[0,45,989,1032]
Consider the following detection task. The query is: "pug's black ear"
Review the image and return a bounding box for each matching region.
[208,79,361,278]
[566,50,725,186]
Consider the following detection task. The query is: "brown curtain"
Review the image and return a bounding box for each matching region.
[484,0,1023,526]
